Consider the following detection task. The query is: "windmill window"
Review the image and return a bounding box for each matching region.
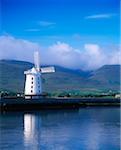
[31,90,33,93]
[32,77,33,80]
[31,86,33,88]
[31,82,33,84]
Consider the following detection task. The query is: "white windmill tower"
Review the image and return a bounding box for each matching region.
[24,51,55,99]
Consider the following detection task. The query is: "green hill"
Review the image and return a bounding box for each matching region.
[90,65,120,83]
[0,60,120,94]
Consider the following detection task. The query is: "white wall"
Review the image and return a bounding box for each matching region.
[24,73,42,96]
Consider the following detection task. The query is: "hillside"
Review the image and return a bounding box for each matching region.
[0,60,120,93]
[90,65,120,84]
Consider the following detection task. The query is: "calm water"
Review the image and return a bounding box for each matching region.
[0,107,120,150]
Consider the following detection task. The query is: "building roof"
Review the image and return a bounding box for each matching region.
[24,67,41,75]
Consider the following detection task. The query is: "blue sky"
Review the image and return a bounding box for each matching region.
[0,0,120,69]
[1,0,119,46]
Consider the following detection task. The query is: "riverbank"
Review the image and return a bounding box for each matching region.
[0,97,120,111]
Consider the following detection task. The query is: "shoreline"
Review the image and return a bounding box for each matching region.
[0,97,120,112]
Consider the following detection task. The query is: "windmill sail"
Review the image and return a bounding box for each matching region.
[34,51,40,71]
[41,67,55,73]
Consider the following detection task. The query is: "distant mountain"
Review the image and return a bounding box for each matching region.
[0,60,120,93]
[90,65,120,84]
[0,60,33,93]
[88,65,120,91]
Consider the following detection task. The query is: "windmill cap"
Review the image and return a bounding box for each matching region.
[24,67,41,74]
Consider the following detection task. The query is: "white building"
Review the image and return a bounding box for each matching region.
[24,51,55,99]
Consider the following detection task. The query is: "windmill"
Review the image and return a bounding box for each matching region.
[24,51,55,99]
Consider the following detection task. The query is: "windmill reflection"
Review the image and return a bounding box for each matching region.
[23,114,41,149]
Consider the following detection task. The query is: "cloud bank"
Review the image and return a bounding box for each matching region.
[0,35,120,70]
[0,35,40,62]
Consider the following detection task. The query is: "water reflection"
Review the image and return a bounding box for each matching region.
[24,114,37,142]
[0,107,120,150]
[24,114,41,150]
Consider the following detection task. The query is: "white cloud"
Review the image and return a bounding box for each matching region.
[0,35,120,70]
[0,35,40,62]
[42,42,120,70]
[38,21,56,27]
[83,44,107,69]
[85,13,116,19]
[45,41,82,68]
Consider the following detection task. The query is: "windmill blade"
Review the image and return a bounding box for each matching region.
[34,51,40,71]
[41,67,55,73]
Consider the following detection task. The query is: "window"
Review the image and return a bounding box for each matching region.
[31,82,33,84]
[31,86,33,88]
[32,77,33,80]
[31,90,33,93]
